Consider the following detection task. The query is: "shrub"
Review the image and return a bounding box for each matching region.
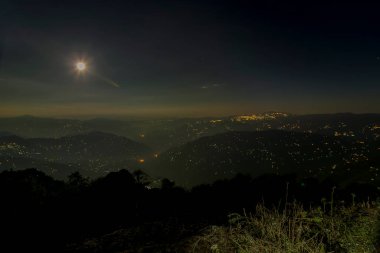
[191,202,380,253]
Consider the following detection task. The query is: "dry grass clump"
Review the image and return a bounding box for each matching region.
[191,202,380,253]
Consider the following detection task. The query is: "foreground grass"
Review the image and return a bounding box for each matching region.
[191,202,380,253]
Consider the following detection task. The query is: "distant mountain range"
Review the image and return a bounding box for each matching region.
[0,132,152,179]
[1,114,380,186]
[150,130,380,187]
[0,113,379,152]
[0,131,14,137]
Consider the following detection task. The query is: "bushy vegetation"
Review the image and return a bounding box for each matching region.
[192,202,380,253]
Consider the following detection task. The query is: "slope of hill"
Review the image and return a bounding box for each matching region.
[151,130,379,187]
[0,132,153,178]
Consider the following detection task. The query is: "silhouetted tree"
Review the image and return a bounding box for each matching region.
[67,171,88,188]
[133,169,150,186]
[161,178,175,190]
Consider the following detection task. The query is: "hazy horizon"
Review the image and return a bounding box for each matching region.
[1,111,380,121]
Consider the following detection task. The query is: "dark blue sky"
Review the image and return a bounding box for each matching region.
[1,0,380,117]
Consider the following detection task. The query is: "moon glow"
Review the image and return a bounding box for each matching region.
[76,62,86,71]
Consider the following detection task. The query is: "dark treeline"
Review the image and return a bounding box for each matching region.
[0,168,378,252]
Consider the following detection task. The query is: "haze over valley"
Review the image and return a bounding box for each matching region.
[1,113,380,187]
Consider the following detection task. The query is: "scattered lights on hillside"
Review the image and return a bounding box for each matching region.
[233,112,289,122]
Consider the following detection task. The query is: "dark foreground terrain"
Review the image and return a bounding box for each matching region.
[0,168,379,252]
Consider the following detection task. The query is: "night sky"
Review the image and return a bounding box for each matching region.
[1,0,380,118]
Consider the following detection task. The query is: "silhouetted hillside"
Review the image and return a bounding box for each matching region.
[0,168,378,252]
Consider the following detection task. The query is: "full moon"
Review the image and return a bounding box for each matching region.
[76,62,86,71]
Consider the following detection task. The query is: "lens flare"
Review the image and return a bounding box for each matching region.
[73,60,120,88]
